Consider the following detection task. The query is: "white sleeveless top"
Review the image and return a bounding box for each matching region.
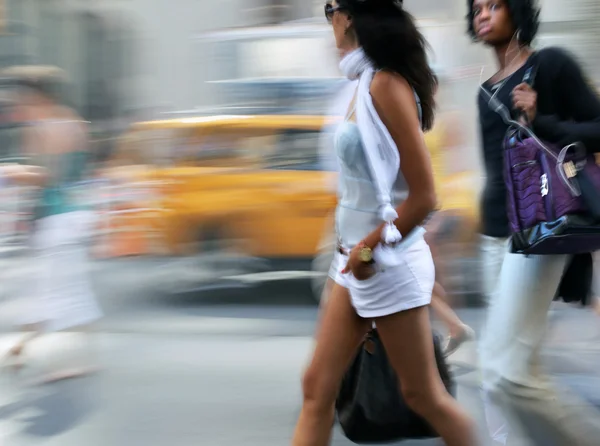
[334,94,426,251]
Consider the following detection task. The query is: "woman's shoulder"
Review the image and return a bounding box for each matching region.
[533,46,590,91]
[371,71,412,96]
[535,46,580,71]
[370,71,418,115]
[537,46,572,60]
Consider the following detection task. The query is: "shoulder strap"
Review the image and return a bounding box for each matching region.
[483,53,540,124]
[413,89,422,126]
[522,66,535,86]
[522,52,539,87]
[515,52,540,124]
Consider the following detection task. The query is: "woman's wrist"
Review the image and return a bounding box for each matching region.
[363,223,385,250]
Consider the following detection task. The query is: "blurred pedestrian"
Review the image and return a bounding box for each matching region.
[424,106,475,357]
[2,66,102,382]
[469,0,600,444]
[424,212,475,357]
[312,78,356,305]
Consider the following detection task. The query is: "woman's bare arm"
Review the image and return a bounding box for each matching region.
[363,71,437,249]
[0,164,46,185]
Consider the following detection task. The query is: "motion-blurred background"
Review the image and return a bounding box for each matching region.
[1,1,600,445]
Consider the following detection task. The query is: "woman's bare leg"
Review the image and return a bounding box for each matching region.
[592,296,600,317]
[430,283,465,337]
[292,283,370,446]
[426,226,464,336]
[427,231,474,355]
[376,306,477,446]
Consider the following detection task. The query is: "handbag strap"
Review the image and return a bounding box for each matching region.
[481,53,537,124]
[481,54,583,196]
[480,56,560,162]
[521,52,539,87]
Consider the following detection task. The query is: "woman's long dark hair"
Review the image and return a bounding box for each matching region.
[338,0,438,131]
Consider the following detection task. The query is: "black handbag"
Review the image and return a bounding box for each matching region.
[555,252,593,305]
[335,329,455,444]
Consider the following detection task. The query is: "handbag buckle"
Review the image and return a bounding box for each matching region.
[563,161,577,179]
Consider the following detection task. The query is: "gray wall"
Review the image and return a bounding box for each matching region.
[1,0,270,114]
[3,0,598,115]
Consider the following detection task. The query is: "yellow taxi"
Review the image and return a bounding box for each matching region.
[100,113,480,299]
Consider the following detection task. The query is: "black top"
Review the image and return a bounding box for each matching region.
[478,47,600,237]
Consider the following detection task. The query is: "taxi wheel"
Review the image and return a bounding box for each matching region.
[196,223,270,272]
[199,223,226,253]
[198,223,245,255]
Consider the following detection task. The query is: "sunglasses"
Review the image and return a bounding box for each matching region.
[324,3,344,24]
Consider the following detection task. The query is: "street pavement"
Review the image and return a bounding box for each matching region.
[0,252,600,445]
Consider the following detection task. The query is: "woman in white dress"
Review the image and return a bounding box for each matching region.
[2,66,102,381]
[292,2,476,445]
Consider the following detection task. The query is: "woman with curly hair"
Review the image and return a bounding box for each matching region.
[468,0,600,444]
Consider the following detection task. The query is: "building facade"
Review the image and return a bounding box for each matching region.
[0,0,597,118]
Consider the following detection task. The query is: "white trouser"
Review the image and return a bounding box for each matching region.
[481,235,508,304]
[480,245,600,445]
[20,211,102,332]
[479,235,510,444]
[592,251,600,299]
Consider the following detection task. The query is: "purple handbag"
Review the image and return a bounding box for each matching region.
[488,66,600,255]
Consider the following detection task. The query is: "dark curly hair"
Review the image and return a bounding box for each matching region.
[337,0,438,131]
[466,0,541,46]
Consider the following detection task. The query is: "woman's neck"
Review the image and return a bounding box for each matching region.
[489,41,532,83]
[494,41,531,71]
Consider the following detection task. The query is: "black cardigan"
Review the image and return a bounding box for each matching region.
[477,47,600,238]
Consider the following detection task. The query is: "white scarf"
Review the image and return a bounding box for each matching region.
[318,79,358,192]
[339,47,402,245]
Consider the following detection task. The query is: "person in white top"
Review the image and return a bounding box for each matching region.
[291,1,476,445]
[2,67,101,383]
[311,79,357,303]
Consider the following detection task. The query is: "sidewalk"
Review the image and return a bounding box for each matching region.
[2,249,600,444]
[0,311,599,446]
[0,332,481,446]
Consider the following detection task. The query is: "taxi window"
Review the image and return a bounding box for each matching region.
[111,129,175,168]
[114,126,323,171]
[184,134,231,163]
[264,129,322,171]
[126,131,245,168]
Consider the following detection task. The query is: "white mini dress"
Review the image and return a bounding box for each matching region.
[332,119,434,318]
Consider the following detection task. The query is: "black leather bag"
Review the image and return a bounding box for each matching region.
[555,252,593,305]
[335,329,455,444]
